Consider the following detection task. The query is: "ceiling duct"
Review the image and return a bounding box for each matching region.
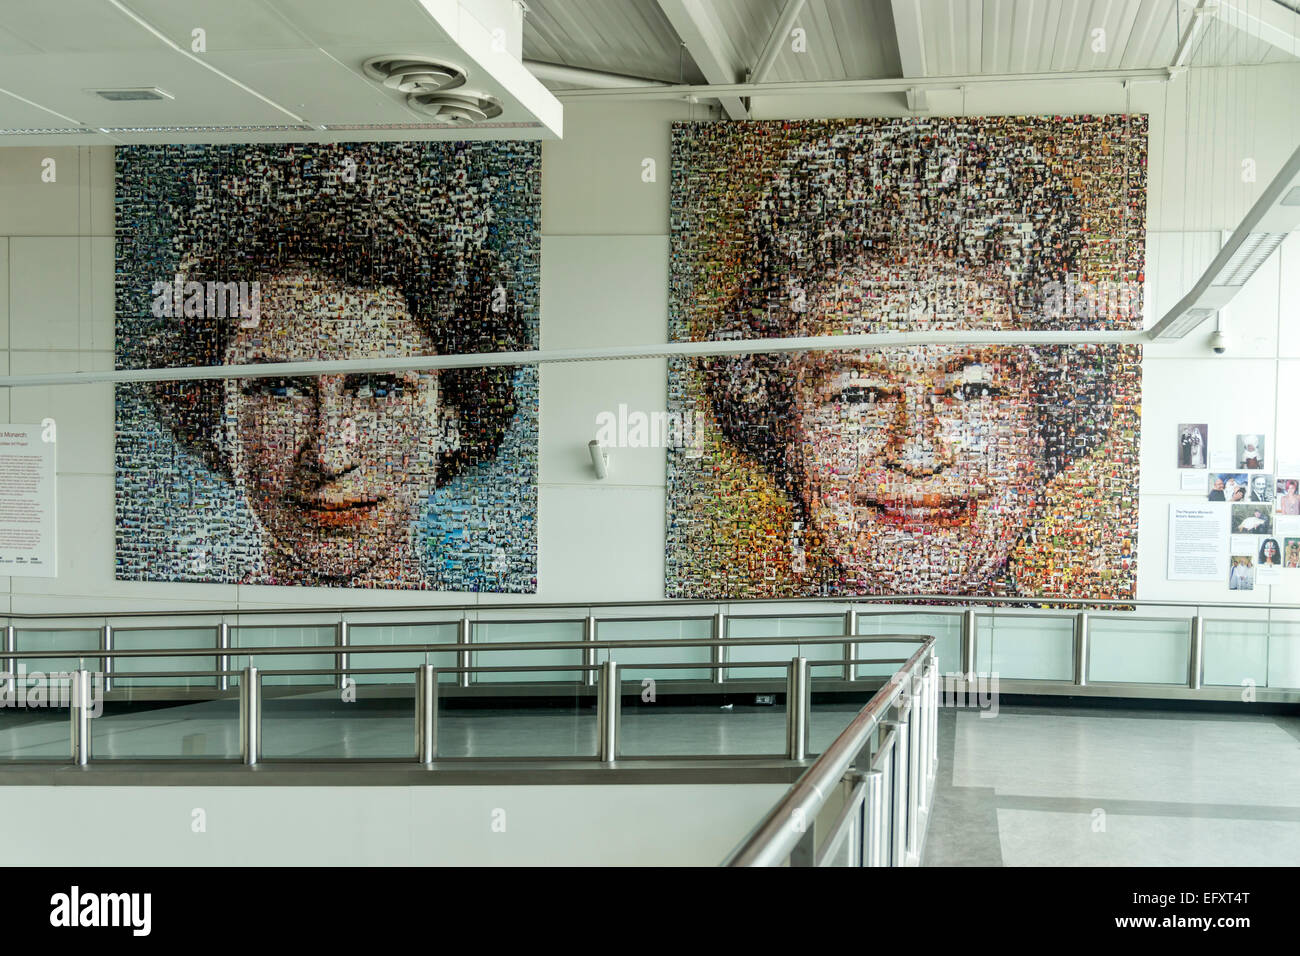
[406,90,503,124]
[362,56,467,95]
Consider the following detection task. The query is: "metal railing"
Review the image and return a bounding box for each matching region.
[3,593,1297,702]
[0,633,922,766]
[724,637,938,867]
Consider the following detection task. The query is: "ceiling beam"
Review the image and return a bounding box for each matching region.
[1172,0,1220,68]
[751,0,807,84]
[655,0,749,119]
[1149,138,1300,340]
[1210,0,1300,57]
[890,0,930,111]
[550,67,1174,101]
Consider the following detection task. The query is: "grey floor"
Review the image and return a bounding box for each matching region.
[924,704,1300,867]
[5,694,1298,866]
[0,695,864,762]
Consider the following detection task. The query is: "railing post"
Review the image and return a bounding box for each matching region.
[711,610,727,684]
[457,617,472,689]
[785,657,810,760]
[960,608,976,681]
[217,621,231,692]
[583,615,598,688]
[929,657,939,781]
[240,666,261,766]
[843,606,858,682]
[596,660,620,762]
[1073,612,1090,687]
[69,669,92,766]
[336,620,350,692]
[3,624,15,690]
[889,707,910,866]
[101,624,114,694]
[1188,615,1205,690]
[907,684,922,860]
[862,768,885,866]
[415,664,438,764]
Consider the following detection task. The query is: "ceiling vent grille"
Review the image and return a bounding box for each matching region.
[406,90,504,124]
[363,56,466,95]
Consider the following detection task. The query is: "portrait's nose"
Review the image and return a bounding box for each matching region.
[884,382,951,475]
[304,376,358,479]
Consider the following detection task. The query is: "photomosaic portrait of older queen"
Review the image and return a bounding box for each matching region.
[667,117,1145,600]
[115,142,540,592]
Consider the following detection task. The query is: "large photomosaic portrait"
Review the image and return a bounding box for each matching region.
[667,116,1146,600]
[116,142,539,592]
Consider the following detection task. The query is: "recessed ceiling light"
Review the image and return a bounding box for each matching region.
[90,87,173,102]
[1281,185,1300,207]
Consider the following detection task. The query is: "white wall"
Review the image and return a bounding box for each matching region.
[0,782,787,865]
[3,66,1300,617]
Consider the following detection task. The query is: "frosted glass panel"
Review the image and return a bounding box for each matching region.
[233,626,335,687]
[473,621,583,683]
[857,612,960,677]
[984,614,1074,681]
[14,629,101,691]
[1088,617,1190,685]
[1203,619,1268,688]
[1267,624,1300,689]
[598,618,712,681]
[347,624,458,685]
[726,615,844,680]
[113,627,218,688]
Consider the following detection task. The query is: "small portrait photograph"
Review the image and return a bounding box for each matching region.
[1177,423,1207,469]
[1248,473,1275,503]
[1284,537,1300,568]
[1208,473,1248,502]
[1229,555,1255,591]
[115,142,541,592]
[1258,537,1283,568]
[1237,434,1266,470]
[1232,503,1273,535]
[1276,478,1300,515]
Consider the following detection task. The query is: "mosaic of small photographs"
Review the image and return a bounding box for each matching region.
[114,142,541,592]
[666,116,1147,599]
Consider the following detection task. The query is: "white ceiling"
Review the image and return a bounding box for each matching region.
[522,0,1300,86]
[0,0,562,145]
[1,0,1296,146]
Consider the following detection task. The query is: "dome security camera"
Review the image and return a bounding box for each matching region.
[1209,329,1229,354]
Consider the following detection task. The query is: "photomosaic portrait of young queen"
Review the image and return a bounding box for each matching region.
[667,116,1146,600]
[115,142,540,592]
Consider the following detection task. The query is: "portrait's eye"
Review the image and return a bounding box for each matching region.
[241,376,313,399]
[830,384,897,406]
[950,381,999,401]
[347,374,408,400]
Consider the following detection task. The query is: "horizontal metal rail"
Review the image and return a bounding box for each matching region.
[0,633,916,660]
[4,593,1300,621]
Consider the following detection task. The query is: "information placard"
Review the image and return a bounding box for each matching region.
[1168,504,1228,582]
[0,424,56,577]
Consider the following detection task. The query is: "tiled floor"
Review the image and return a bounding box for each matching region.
[0,696,864,762]
[923,704,1300,866]
[7,693,1296,867]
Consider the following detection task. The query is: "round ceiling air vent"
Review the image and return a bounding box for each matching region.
[406,90,504,124]
[363,56,466,95]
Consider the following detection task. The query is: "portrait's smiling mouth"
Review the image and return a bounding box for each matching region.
[289,494,384,530]
[863,498,975,531]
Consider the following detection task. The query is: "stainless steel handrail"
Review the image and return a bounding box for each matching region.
[3,593,1299,621]
[724,636,936,867]
[0,633,914,660]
